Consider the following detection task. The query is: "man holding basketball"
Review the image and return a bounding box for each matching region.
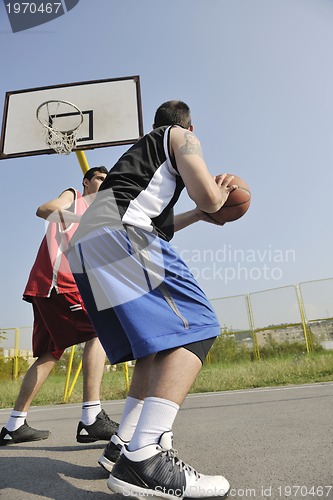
[0,167,119,446]
[68,101,236,499]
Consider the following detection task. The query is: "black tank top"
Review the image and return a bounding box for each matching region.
[72,125,185,242]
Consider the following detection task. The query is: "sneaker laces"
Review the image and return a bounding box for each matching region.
[162,447,200,479]
[100,410,112,422]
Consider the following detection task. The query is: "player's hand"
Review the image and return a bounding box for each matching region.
[214,173,238,206]
[194,206,226,226]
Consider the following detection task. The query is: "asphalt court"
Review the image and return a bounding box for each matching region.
[0,382,332,500]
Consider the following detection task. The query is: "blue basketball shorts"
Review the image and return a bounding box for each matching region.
[68,226,220,365]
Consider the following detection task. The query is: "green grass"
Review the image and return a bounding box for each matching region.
[1,351,332,409]
[193,351,333,392]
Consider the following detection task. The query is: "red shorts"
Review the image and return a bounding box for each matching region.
[30,289,96,360]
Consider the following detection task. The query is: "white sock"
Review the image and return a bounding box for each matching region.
[117,396,144,442]
[128,396,179,451]
[6,411,27,432]
[81,400,101,425]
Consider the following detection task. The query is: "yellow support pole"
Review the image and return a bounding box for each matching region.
[66,360,83,401]
[61,150,88,401]
[75,150,90,174]
[60,151,89,402]
[13,328,20,381]
[63,345,76,402]
[63,151,90,403]
[123,362,130,391]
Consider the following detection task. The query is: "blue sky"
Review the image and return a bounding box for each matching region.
[1,0,333,348]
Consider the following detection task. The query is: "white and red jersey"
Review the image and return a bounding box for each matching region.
[23,189,88,300]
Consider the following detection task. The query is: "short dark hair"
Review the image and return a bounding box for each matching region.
[154,100,191,129]
[83,166,108,185]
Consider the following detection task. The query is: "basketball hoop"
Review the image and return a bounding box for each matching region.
[36,100,84,155]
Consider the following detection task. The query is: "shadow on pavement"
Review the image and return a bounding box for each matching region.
[0,455,121,499]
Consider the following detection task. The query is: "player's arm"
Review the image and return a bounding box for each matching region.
[36,189,81,224]
[170,127,235,213]
[174,209,201,232]
[174,207,226,232]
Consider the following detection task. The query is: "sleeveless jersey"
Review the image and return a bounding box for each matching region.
[23,189,88,300]
[71,125,185,245]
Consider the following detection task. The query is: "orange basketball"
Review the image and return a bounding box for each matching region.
[207,174,251,224]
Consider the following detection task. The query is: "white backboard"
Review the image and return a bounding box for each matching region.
[0,76,143,159]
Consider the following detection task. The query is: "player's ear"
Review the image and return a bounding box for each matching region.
[189,125,194,132]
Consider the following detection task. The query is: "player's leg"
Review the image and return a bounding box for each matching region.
[0,300,60,445]
[109,342,230,499]
[147,346,202,402]
[82,336,106,400]
[101,343,210,471]
[76,336,119,443]
[98,354,155,472]
[127,347,201,451]
[0,352,58,445]
[37,290,118,444]
[14,352,57,412]
[117,354,156,443]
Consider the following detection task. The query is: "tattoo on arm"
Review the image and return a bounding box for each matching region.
[179,131,203,156]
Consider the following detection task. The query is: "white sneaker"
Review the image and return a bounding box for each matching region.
[98,433,127,472]
[108,431,230,498]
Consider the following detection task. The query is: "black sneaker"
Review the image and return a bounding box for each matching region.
[98,433,127,472]
[108,431,230,499]
[76,409,119,443]
[0,421,50,446]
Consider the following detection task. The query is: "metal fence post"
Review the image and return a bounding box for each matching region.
[245,294,260,360]
[296,284,312,353]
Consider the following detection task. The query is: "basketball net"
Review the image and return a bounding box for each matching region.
[36,100,83,155]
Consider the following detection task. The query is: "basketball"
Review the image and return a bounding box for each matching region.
[207,174,251,224]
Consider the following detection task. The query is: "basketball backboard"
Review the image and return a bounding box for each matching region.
[0,75,143,159]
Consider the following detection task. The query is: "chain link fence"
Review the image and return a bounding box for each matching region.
[1,278,333,377]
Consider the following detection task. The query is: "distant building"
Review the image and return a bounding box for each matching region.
[256,325,305,346]
[255,319,333,349]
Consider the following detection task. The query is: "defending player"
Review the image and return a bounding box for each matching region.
[0,167,119,446]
